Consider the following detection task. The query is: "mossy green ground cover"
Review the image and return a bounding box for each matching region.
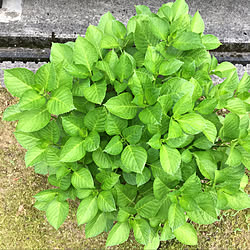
[0,86,249,249]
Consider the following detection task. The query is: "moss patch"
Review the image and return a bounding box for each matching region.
[0,87,249,249]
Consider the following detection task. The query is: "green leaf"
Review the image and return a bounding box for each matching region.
[157,4,173,22]
[168,202,186,231]
[147,133,161,150]
[157,95,173,115]
[72,78,90,97]
[46,147,61,167]
[153,177,170,200]
[105,93,138,119]
[34,189,58,202]
[83,131,100,152]
[34,201,48,211]
[73,36,98,72]
[191,11,204,33]
[214,165,244,192]
[225,147,242,167]
[19,90,46,110]
[54,63,73,89]
[56,165,70,180]
[62,113,84,137]
[237,72,250,94]
[17,107,51,132]
[101,172,120,190]
[172,32,204,51]
[161,221,175,241]
[177,113,205,135]
[4,68,35,97]
[98,11,115,32]
[122,172,137,185]
[112,20,127,39]
[135,195,161,218]
[65,64,89,79]
[139,103,162,125]
[133,218,151,245]
[47,87,75,115]
[104,49,119,71]
[85,25,103,58]
[237,146,250,170]
[159,58,184,76]
[104,136,123,155]
[213,62,236,78]
[218,70,239,97]
[166,133,194,149]
[225,97,247,115]
[219,191,250,210]
[160,144,181,175]
[84,107,107,132]
[195,98,217,114]
[71,168,94,189]
[187,192,218,224]
[134,15,159,53]
[105,113,128,136]
[25,146,47,167]
[77,196,98,225]
[2,104,23,121]
[193,136,213,150]
[122,125,143,144]
[60,137,86,162]
[173,93,193,117]
[193,151,217,180]
[85,212,108,238]
[35,63,56,91]
[73,96,95,114]
[37,120,60,144]
[97,190,116,212]
[174,223,198,245]
[115,52,135,82]
[96,61,115,82]
[100,34,120,49]
[14,131,41,149]
[150,17,169,40]
[76,189,93,200]
[121,145,147,174]
[83,80,107,104]
[115,184,137,207]
[144,46,163,74]
[203,119,217,143]
[93,148,113,169]
[181,149,192,163]
[46,200,69,230]
[222,113,240,140]
[179,174,201,196]
[135,5,152,15]
[50,43,73,66]
[168,118,183,139]
[144,232,160,250]
[51,173,71,191]
[172,0,189,20]
[202,34,221,50]
[106,222,130,247]
[136,167,151,187]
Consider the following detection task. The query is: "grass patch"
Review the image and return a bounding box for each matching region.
[0,86,249,249]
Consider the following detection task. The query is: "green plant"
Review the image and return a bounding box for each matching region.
[2,0,250,248]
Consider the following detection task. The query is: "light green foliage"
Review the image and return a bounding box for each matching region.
[2,0,250,248]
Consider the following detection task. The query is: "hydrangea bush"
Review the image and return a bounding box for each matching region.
[3,0,250,247]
